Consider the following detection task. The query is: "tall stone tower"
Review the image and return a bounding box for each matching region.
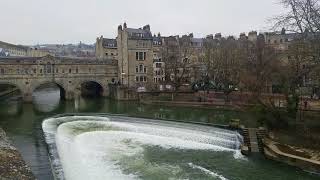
[116,23,153,90]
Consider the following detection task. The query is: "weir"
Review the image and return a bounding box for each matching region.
[42,115,244,180]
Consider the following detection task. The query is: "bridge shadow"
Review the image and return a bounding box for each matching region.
[80,81,104,98]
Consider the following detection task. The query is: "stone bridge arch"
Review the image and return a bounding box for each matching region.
[31,80,68,100]
[76,79,109,97]
[0,80,24,94]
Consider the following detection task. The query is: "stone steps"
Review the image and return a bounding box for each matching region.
[241,128,267,153]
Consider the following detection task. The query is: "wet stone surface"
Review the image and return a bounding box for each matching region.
[0,128,35,180]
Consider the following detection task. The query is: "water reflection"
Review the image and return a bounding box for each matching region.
[33,86,61,113]
[0,87,261,179]
[75,96,105,112]
[0,100,23,116]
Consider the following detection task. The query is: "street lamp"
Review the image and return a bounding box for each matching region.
[121,72,126,85]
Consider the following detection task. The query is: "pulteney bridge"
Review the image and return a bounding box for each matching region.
[0,55,118,102]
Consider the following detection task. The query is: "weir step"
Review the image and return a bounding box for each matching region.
[248,128,259,153]
[241,128,266,153]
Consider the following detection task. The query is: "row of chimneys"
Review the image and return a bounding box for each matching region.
[118,22,151,31]
[116,22,288,40]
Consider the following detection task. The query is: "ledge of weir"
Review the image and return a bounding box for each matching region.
[46,113,242,132]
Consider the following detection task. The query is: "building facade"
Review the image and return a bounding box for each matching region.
[96,23,319,94]
[0,41,51,57]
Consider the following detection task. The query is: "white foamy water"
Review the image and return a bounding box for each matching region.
[188,163,229,180]
[42,115,244,180]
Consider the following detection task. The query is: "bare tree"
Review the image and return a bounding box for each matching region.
[161,36,193,91]
[203,36,242,102]
[240,35,280,98]
[272,0,320,33]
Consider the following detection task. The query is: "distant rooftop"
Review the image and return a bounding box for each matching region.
[102,38,117,48]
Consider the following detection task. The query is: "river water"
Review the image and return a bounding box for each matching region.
[0,87,319,180]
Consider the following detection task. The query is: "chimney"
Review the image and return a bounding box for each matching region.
[143,24,150,31]
[118,25,122,31]
[214,33,222,39]
[206,34,214,39]
[239,33,246,39]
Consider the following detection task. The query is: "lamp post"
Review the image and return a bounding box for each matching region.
[121,72,126,85]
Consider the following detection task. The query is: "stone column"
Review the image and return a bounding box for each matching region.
[65,91,75,100]
[102,86,109,97]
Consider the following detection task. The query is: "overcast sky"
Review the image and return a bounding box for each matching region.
[0,0,285,45]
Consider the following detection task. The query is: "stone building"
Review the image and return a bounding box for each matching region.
[152,34,165,89]
[0,41,28,57]
[95,36,118,60]
[0,41,51,57]
[117,23,155,91]
[95,23,318,94]
[96,23,165,92]
[95,23,207,91]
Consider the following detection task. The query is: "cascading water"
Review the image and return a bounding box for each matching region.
[42,115,244,180]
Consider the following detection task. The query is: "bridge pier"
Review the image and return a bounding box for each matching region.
[65,91,75,100]
[23,93,33,103]
[102,88,109,97]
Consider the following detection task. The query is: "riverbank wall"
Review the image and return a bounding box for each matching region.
[0,128,35,179]
[264,138,320,175]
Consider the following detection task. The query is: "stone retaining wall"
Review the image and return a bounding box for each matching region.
[264,138,320,174]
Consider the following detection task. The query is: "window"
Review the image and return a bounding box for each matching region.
[34,69,37,74]
[139,52,143,60]
[136,76,139,82]
[40,69,43,74]
[76,68,78,73]
[111,53,114,56]
[144,76,147,82]
[69,69,71,73]
[136,52,146,60]
[106,53,108,56]
[136,66,139,73]
[156,63,161,68]
[144,67,147,73]
[140,76,144,82]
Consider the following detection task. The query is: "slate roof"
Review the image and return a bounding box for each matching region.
[125,28,152,40]
[102,38,117,48]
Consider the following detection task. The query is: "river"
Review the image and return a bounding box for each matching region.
[0,87,318,180]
